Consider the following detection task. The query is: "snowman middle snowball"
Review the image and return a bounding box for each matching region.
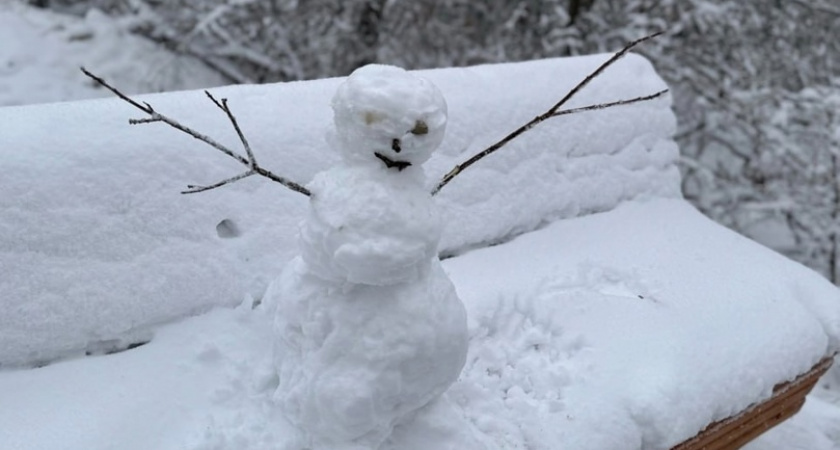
[269,65,469,450]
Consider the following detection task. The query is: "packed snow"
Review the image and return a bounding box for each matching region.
[2,5,840,449]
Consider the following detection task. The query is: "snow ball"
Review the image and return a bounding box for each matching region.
[331,64,447,167]
[301,165,442,286]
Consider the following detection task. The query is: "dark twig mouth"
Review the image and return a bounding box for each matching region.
[374,152,412,171]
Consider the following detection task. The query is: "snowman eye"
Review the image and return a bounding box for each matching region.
[364,112,383,125]
[410,120,428,135]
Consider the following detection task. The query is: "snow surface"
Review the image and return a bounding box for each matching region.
[1,199,838,450]
[0,50,677,367]
[0,1,226,107]
[443,199,840,450]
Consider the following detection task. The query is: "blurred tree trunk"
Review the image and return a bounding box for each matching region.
[351,0,388,71]
[567,0,596,24]
[831,130,840,284]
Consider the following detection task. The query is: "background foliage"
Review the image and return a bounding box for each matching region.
[35,0,840,281]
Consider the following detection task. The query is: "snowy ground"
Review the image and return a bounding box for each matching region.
[0,1,225,107]
[2,2,839,449]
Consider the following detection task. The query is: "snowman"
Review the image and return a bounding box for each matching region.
[268,65,470,450]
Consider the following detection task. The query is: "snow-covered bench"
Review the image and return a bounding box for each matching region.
[0,55,837,449]
[0,53,678,366]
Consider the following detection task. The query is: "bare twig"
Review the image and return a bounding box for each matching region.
[183,169,256,194]
[432,32,667,196]
[205,91,257,167]
[549,89,668,118]
[80,67,310,197]
[548,32,665,115]
[129,117,162,125]
[82,67,154,114]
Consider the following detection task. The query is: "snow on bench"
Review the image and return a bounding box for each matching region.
[444,198,839,450]
[0,54,677,366]
[0,200,837,450]
[0,55,838,450]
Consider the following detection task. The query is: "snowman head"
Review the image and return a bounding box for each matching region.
[331,65,447,169]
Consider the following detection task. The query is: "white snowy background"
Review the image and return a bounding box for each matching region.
[1,2,839,450]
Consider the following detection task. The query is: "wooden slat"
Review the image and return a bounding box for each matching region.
[671,356,834,450]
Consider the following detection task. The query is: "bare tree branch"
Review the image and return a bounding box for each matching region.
[548,31,664,115]
[432,32,667,196]
[82,67,153,114]
[129,117,162,125]
[204,91,257,167]
[183,170,256,194]
[789,0,840,17]
[80,67,310,197]
[549,89,669,118]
